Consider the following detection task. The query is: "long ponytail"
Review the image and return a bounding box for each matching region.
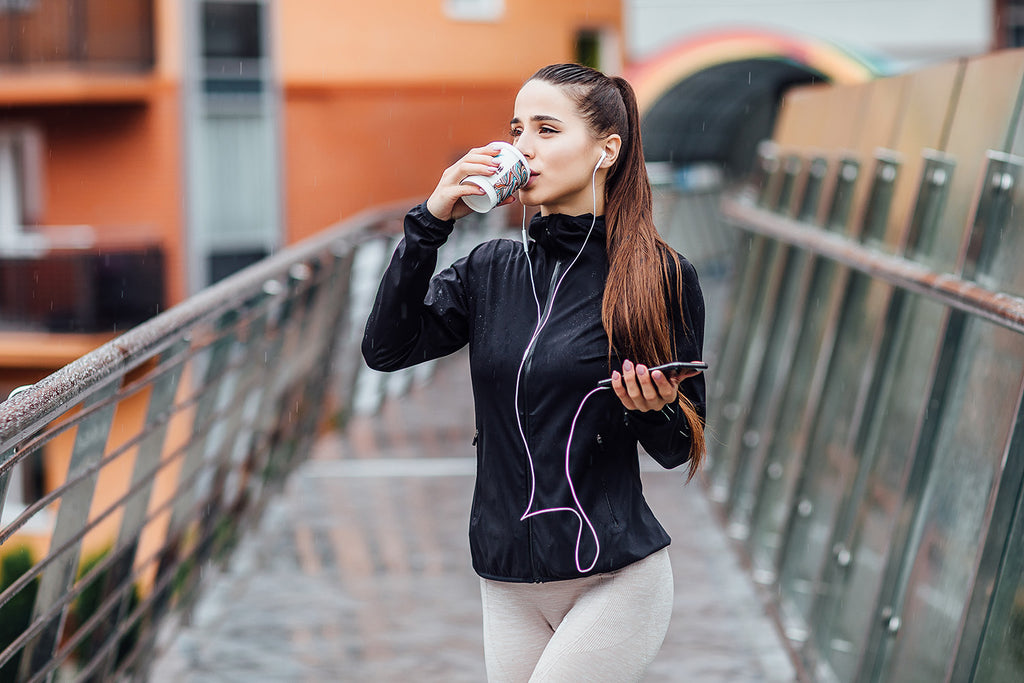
[529,65,706,479]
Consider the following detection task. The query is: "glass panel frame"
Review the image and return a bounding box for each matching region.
[902,150,956,258]
[776,155,805,216]
[962,151,1024,288]
[825,157,861,233]
[797,157,830,224]
[860,151,902,247]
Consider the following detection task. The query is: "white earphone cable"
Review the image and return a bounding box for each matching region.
[512,153,608,573]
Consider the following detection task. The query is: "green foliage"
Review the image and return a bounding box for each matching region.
[0,545,39,683]
[70,548,141,671]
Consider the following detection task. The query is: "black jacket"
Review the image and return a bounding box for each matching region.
[362,203,706,582]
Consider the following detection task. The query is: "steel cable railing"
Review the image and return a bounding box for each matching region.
[0,199,420,682]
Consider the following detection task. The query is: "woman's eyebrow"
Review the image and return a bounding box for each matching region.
[510,115,564,125]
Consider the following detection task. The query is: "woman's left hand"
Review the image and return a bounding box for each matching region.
[610,360,696,412]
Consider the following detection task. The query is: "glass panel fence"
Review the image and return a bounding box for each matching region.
[716,243,794,535]
[866,317,1024,683]
[714,48,1024,683]
[745,258,846,584]
[969,454,1024,682]
[806,291,949,683]
[775,272,894,632]
[725,247,815,536]
[707,237,777,498]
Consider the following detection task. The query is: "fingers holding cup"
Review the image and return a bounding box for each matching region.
[460,142,530,213]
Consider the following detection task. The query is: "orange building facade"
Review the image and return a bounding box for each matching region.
[277,0,623,242]
[0,0,621,385]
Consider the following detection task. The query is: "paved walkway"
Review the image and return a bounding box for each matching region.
[150,353,797,682]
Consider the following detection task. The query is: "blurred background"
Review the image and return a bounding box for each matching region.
[0,1,1001,395]
[4,2,1024,682]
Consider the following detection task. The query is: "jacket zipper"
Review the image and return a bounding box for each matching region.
[521,258,564,581]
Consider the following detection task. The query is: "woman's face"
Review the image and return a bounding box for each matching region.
[511,79,608,216]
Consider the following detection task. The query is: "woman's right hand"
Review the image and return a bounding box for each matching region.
[425,145,505,222]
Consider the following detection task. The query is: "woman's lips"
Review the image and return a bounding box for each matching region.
[525,172,539,189]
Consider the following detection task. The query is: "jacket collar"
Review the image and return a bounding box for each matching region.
[528,212,606,256]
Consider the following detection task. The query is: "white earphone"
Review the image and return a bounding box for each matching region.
[596,150,607,170]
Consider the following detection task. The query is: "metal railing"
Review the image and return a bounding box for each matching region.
[0,201,411,682]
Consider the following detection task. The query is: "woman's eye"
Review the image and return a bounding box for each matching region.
[539,126,557,134]
[510,128,522,138]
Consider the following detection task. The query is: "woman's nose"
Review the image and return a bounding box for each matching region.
[514,136,533,158]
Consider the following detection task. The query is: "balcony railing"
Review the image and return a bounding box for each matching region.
[0,0,154,71]
[0,200,412,681]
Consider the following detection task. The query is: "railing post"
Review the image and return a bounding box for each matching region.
[147,312,239,633]
[0,386,35,522]
[86,340,191,682]
[191,291,279,568]
[257,264,315,483]
[284,250,355,469]
[219,281,286,521]
[0,447,14,526]
[19,380,121,682]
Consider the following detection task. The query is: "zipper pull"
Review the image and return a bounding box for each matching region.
[472,429,478,446]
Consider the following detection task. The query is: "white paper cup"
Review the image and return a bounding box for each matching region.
[461,142,530,213]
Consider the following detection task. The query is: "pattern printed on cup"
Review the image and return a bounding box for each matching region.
[493,160,530,203]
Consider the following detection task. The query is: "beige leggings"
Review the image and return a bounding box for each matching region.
[479,548,673,683]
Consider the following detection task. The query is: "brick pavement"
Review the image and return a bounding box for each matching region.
[150,353,797,682]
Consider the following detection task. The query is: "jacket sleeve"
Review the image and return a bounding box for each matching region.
[361,203,473,371]
[623,256,707,469]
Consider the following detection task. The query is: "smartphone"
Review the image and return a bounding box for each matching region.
[598,361,708,387]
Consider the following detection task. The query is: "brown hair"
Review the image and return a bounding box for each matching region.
[528,63,706,479]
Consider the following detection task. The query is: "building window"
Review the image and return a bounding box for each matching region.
[573,28,620,74]
[0,125,43,249]
[0,1,38,12]
[202,0,265,96]
[999,0,1024,48]
[444,0,504,22]
[576,30,601,69]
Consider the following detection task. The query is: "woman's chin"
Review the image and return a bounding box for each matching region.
[517,190,541,207]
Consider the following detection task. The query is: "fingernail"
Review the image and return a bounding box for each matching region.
[637,365,647,376]
[612,371,621,382]
[623,360,633,371]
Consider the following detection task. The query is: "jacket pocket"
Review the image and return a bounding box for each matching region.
[595,433,621,529]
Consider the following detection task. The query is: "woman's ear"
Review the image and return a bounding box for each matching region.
[600,135,622,168]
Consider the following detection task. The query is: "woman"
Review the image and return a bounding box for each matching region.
[362,63,706,682]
